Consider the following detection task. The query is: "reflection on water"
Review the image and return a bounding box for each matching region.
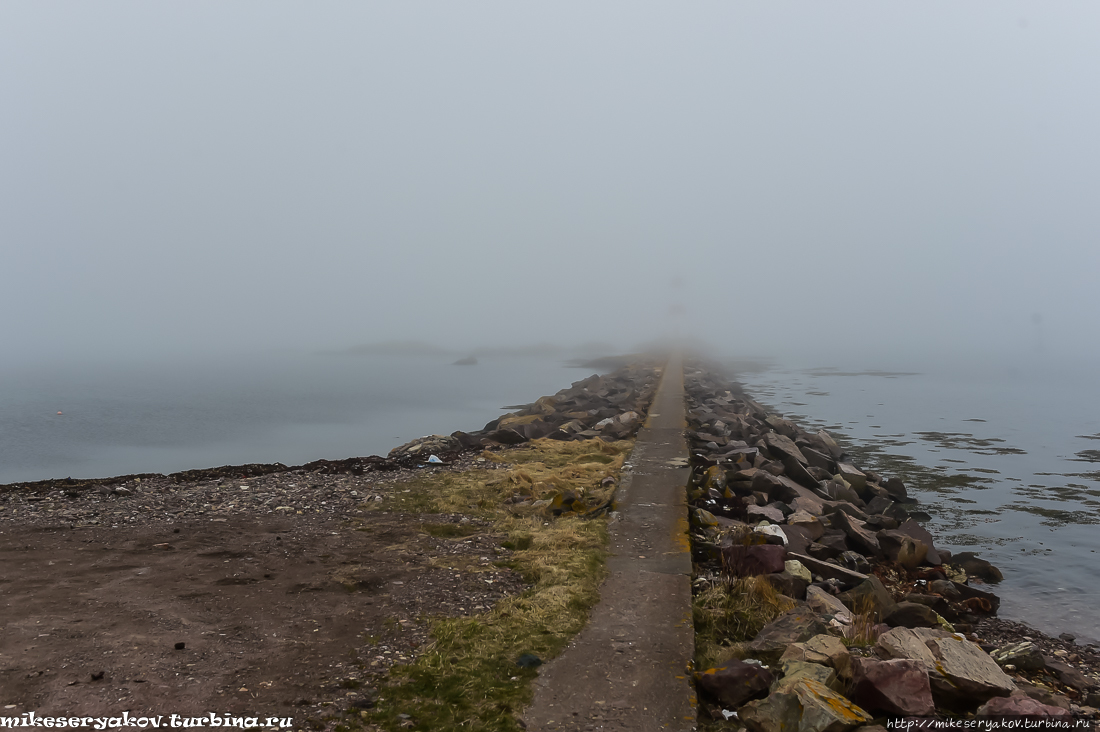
[735,359,1100,643]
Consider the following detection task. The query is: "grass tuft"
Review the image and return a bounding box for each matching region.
[693,576,797,671]
[360,438,630,731]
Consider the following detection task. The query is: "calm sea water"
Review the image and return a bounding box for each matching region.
[0,352,580,485]
[734,356,1100,643]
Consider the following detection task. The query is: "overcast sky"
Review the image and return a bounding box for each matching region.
[3,2,1098,366]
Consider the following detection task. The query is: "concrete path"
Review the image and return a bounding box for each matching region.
[523,356,696,732]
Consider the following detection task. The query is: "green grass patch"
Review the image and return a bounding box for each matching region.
[359,438,631,731]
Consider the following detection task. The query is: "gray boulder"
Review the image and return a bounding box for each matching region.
[925,632,1017,708]
[764,432,809,464]
[745,608,830,664]
[830,512,880,557]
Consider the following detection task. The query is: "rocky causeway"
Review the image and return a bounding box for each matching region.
[1,356,1098,730]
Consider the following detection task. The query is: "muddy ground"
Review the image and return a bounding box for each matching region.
[0,458,525,724]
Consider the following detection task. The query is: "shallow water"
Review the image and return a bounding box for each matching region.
[734,358,1100,643]
[0,352,581,485]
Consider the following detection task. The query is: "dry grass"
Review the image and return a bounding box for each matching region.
[357,438,631,732]
[841,593,879,648]
[693,575,797,671]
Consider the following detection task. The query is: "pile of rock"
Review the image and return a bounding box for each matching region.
[684,363,1098,726]
[387,362,660,461]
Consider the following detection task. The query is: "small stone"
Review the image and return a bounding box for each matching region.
[516,653,542,669]
[784,560,812,583]
[174,641,186,650]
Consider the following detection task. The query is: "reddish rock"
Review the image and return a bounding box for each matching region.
[850,657,935,717]
[977,694,1074,720]
[721,544,786,577]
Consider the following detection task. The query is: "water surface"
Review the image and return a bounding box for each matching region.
[735,358,1100,643]
[0,351,579,484]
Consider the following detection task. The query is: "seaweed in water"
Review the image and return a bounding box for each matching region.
[914,431,1027,456]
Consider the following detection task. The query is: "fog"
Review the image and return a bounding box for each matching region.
[3,2,1099,368]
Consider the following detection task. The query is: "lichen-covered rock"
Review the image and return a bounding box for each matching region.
[785,559,813,583]
[990,641,1045,671]
[781,634,852,679]
[694,659,774,709]
[774,660,840,692]
[740,678,871,732]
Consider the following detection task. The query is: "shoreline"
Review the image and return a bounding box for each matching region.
[3,356,1099,725]
[682,360,1100,723]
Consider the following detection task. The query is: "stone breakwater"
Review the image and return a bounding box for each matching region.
[387,360,661,461]
[683,362,1100,728]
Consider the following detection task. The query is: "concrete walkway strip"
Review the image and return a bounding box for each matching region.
[524,356,696,732]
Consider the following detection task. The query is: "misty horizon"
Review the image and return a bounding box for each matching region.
[3,3,1099,370]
